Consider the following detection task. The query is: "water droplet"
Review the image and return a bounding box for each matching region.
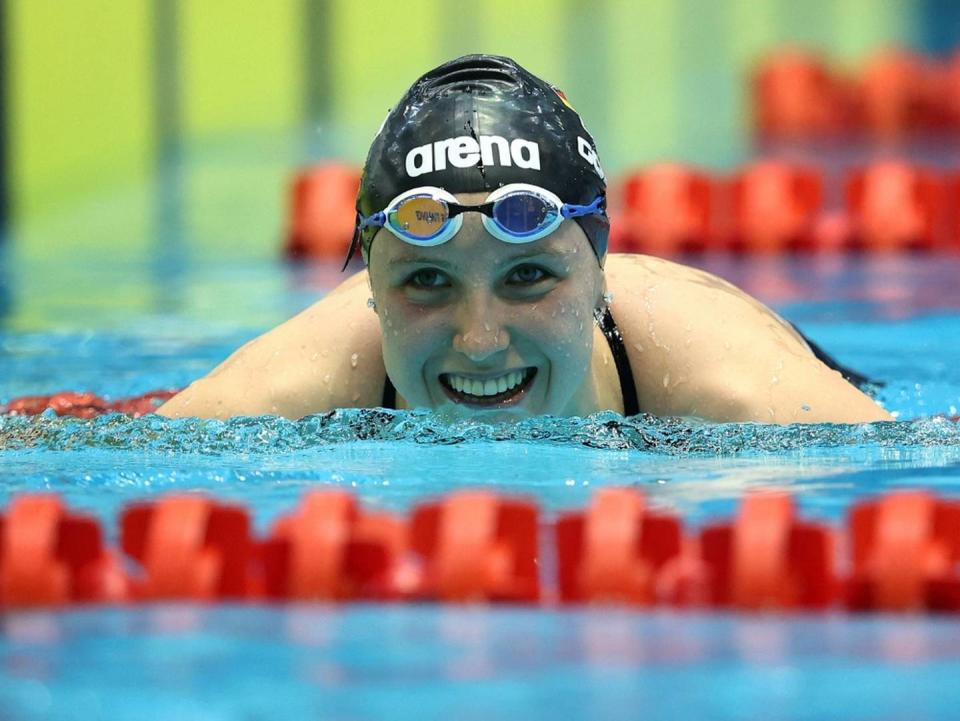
[662,373,670,388]
[633,343,644,353]
[350,353,359,368]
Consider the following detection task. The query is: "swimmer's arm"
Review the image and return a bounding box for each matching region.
[156,271,386,420]
[677,349,893,424]
[665,316,891,424]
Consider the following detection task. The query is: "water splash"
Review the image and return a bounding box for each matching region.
[1,409,958,456]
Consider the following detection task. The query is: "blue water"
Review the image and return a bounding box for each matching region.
[3,253,960,720]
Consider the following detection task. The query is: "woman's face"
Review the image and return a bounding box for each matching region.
[368,192,605,421]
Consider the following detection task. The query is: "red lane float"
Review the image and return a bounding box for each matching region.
[751,46,960,141]
[555,487,682,604]
[409,491,539,603]
[752,49,846,140]
[4,392,109,419]
[0,495,127,607]
[857,49,942,140]
[699,493,837,610]
[606,162,960,255]
[614,164,716,254]
[285,164,362,260]
[121,496,253,601]
[261,491,408,601]
[6,489,960,612]
[845,162,947,252]
[848,491,960,611]
[2,389,179,418]
[727,162,824,253]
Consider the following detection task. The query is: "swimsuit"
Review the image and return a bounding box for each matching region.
[379,307,641,416]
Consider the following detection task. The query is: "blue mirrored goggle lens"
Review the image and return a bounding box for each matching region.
[492,194,558,235]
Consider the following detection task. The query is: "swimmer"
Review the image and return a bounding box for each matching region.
[157,55,891,425]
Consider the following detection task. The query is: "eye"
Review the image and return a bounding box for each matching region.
[506,264,552,285]
[406,268,450,289]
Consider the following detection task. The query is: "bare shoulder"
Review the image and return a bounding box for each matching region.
[157,270,385,419]
[601,253,891,423]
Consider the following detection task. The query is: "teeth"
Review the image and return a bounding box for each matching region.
[445,370,528,397]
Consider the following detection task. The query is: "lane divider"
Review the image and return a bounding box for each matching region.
[1,390,178,418]
[284,161,960,260]
[3,488,960,612]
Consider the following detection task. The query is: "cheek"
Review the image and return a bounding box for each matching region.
[378,301,448,381]
[521,285,597,360]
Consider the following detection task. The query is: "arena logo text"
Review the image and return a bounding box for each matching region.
[405,135,541,177]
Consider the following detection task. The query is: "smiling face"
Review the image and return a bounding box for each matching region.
[367,192,605,421]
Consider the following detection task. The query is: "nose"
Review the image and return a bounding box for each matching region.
[451,293,511,363]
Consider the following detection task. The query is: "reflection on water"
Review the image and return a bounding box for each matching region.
[3,607,960,721]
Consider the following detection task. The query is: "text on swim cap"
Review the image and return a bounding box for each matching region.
[577,137,605,181]
[405,136,541,177]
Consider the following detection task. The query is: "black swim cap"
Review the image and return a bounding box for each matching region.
[352,54,609,265]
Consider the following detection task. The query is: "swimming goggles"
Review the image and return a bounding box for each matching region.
[357,183,605,248]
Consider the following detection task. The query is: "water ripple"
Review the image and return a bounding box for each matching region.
[1,409,959,456]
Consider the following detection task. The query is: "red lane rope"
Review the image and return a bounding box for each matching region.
[1,390,179,418]
[285,161,960,260]
[3,488,960,612]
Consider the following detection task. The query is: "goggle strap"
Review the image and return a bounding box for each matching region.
[358,211,386,231]
[561,196,605,219]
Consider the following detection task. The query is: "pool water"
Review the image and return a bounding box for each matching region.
[3,252,960,720]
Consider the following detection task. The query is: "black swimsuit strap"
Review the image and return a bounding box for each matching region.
[596,307,640,417]
[380,307,641,416]
[382,372,397,409]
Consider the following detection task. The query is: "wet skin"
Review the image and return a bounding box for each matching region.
[157,194,892,424]
[366,192,617,422]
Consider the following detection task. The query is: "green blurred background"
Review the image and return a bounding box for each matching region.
[0,0,946,262]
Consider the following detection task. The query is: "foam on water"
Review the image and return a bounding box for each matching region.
[3,408,960,455]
